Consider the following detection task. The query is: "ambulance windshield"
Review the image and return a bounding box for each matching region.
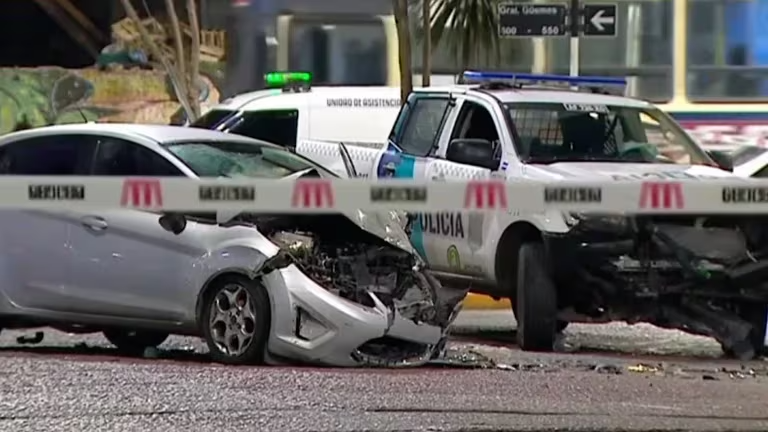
[506,102,714,166]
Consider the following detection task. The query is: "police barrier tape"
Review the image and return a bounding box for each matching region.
[15,176,768,214]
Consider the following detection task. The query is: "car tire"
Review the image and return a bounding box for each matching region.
[722,302,768,359]
[103,329,169,355]
[200,275,270,365]
[516,242,558,352]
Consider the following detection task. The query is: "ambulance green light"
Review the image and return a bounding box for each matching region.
[264,71,312,89]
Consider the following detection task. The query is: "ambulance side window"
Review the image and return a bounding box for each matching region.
[392,96,450,157]
[227,110,299,149]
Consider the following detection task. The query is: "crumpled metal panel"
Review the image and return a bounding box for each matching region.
[655,224,748,264]
[338,208,420,258]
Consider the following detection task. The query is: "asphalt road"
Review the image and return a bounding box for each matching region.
[452,310,724,358]
[1,310,767,432]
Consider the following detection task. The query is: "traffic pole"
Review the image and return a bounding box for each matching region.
[569,0,580,78]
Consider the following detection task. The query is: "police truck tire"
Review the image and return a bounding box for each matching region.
[722,302,768,359]
[516,242,558,352]
[511,297,568,332]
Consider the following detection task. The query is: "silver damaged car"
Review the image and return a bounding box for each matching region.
[0,124,468,366]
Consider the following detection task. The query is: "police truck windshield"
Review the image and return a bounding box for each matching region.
[505,103,713,166]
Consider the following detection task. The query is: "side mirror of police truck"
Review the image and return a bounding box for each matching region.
[446,138,497,170]
[707,150,734,172]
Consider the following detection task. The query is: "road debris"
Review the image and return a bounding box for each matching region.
[16,332,44,345]
[592,363,623,374]
[628,363,660,373]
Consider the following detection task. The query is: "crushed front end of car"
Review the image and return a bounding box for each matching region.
[546,213,768,359]
[246,209,469,367]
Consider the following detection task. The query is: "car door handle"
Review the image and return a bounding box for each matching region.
[81,216,108,231]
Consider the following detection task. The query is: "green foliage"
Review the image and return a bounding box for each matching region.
[413,0,502,68]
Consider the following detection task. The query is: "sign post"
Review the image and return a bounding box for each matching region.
[498,2,618,78]
[569,0,580,77]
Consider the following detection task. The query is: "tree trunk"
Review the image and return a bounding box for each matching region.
[165,0,187,82]
[393,0,413,106]
[186,0,202,120]
[421,0,431,87]
[119,0,194,121]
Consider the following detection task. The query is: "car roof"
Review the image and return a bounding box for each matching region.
[0,123,262,146]
[413,85,653,108]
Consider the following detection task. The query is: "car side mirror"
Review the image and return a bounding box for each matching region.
[707,150,734,172]
[159,213,187,235]
[446,138,497,170]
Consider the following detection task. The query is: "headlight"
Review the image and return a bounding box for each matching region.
[563,212,630,234]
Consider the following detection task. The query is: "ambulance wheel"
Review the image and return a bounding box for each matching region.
[721,302,768,359]
[516,242,558,352]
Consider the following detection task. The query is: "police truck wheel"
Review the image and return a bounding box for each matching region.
[516,242,558,352]
[722,302,768,359]
[511,298,568,332]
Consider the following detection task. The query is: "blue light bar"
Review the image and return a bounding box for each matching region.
[462,71,627,88]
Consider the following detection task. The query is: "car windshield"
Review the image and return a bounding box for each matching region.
[505,102,713,165]
[162,140,334,179]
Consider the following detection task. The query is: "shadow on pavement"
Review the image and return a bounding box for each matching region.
[0,344,213,364]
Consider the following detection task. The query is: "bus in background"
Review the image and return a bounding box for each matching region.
[272,0,768,151]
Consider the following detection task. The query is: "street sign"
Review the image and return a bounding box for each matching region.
[583,4,618,36]
[498,3,568,37]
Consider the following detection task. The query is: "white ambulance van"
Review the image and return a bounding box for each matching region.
[193,72,401,175]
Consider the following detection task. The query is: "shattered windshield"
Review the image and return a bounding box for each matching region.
[162,140,332,179]
[506,102,714,166]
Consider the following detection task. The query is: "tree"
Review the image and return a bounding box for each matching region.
[421,0,431,87]
[393,0,413,106]
[418,0,501,70]
[119,0,201,122]
[186,0,202,120]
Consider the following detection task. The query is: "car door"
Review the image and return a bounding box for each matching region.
[427,99,505,277]
[0,134,96,311]
[66,135,203,322]
[372,92,455,269]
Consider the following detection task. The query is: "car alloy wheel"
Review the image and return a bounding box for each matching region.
[201,276,270,365]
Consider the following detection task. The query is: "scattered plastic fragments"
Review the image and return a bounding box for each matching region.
[592,363,623,375]
[143,347,160,359]
[627,363,660,373]
[429,348,498,369]
[16,332,44,345]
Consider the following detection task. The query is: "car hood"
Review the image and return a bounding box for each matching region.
[313,170,417,257]
[217,168,418,258]
[523,162,734,181]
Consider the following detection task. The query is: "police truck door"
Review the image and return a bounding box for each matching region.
[373,92,453,267]
[426,98,507,278]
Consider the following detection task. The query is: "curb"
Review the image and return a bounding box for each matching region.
[463,293,511,310]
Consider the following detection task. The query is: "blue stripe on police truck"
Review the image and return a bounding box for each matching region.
[377,147,428,260]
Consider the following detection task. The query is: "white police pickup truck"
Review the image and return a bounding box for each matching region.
[217,71,768,359]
